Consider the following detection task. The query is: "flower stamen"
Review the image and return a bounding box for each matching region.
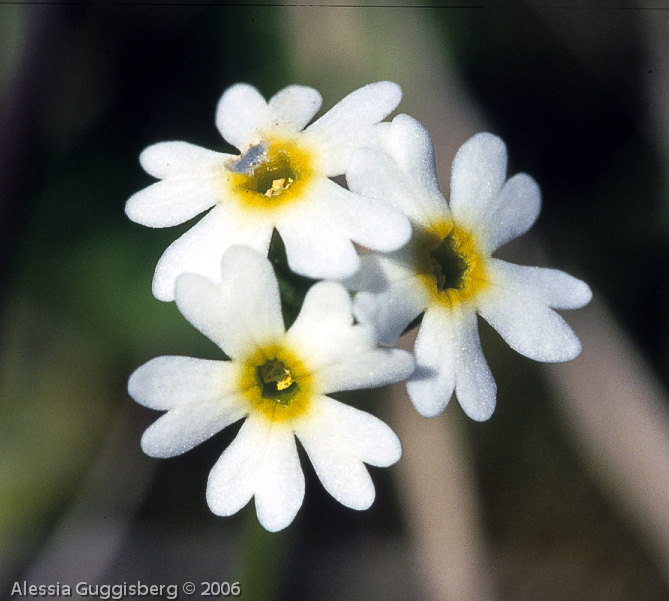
[258,358,299,405]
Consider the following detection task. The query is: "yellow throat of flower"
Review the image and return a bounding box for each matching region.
[413,220,489,309]
[239,344,313,422]
[225,137,314,212]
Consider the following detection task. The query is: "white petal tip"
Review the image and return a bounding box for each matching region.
[396,351,417,381]
[258,519,291,533]
[151,272,176,303]
[380,438,402,467]
[124,191,167,228]
[140,428,175,459]
[352,492,375,511]
[574,282,593,308]
[460,399,496,422]
[337,485,375,511]
[127,369,142,403]
[413,402,447,419]
[289,251,361,281]
[549,335,582,363]
[514,326,583,363]
[407,386,450,419]
[372,213,413,252]
[406,363,453,418]
[255,488,303,532]
[206,485,251,518]
[124,197,141,223]
[373,80,402,103]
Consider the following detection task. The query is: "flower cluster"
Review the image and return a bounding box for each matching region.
[126,82,591,531]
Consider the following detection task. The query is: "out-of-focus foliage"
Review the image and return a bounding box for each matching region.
[0,4,293,590]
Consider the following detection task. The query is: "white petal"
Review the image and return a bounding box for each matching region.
[406,307,457,418]
[268,85,322,131]
[206,415,268,518]
[152,207,273,302]
[125,178,219,228]
[478,269,582,362]
[303,81,402,175]
[490,259,592,309]
[215,84,273,150]
[253,423,305,532]
[342,252,390,293]
[294,396,401,509]
[139,141,230,179]
[377,114,445,203]
[316,177,411,252]
[354,290,419,346]
[206,416,304,532]
[175,246,284,360]
[277,202,360,279]
[481,173,542,252]
[449,132,508,229]
[141,396,247,458]
[317,348,414,394]
[128,356,236,410]
[345,147,399,204]
[407,306,496,421]
[347,147,447,227]
[353,268,429,346]
[452,311,497,422]
[296,396,402,466]
[285,281,376,371]
[346,244,420,292]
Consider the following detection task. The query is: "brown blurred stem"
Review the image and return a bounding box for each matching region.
[545,297,669,586]
[389,330,496,601]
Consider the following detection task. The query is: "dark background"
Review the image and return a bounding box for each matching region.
[1,2,669,600]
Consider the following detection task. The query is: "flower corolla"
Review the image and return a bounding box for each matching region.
[126,82,411,301]
[347,115,592,421]
[128,246,414,531]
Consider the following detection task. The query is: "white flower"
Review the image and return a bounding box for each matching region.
[346,115,592,421]
[126,82,411,301]
[128,246,414,531]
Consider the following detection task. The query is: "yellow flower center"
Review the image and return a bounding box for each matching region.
[239,344,313,422]
[225,137,314,213]
[258,359,296,401]
[413,220,489,309]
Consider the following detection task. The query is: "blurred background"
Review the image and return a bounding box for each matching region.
[2,1,669,600]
